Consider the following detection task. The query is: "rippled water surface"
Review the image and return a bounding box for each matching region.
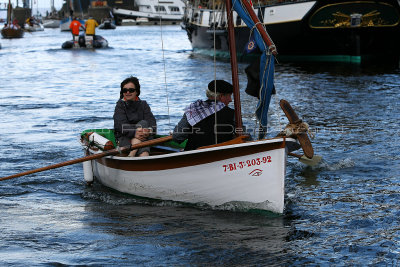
[0,25,399,266]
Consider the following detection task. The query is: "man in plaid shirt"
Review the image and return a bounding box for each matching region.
[173,80,235,151]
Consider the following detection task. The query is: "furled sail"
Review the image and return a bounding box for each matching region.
[232,0,276,131]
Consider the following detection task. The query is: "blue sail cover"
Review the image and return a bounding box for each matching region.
[231,0,275,128]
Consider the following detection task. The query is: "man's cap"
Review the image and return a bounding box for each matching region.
[208,80,233,94]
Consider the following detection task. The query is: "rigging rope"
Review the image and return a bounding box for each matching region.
[277,121,315,139]
[213,0,218,144]
[157,0,172,132]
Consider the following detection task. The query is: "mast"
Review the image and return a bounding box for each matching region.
[7,0,11,24]
[225,0,243,135]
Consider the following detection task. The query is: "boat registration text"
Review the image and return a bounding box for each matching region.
[223,156,272,172]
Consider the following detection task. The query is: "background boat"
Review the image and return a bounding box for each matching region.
[60,16,72,31]
[42,0,61,28]
[1,25,24,38]
[1,0,24,38]
[113,0,185,25]
[42,18,60,28]
[182,0,400,64]
[98,17,116,29]
[24,19,44,31]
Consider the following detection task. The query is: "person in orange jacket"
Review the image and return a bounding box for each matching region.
[69,17,83,48]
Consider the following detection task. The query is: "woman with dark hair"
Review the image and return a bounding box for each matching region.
[113,76,156,157]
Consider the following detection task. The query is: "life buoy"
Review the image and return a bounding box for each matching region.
[86,132,115,150]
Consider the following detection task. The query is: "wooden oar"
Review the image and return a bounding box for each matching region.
[288,152,322,167]
[0,135,173,182]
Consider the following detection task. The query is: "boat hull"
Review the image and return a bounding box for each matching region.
[98,21,116,29]
[86,138,293,213]
[24,23,44,32]
[43,19,60,28]
[62,34,108,49]
[1,27,24,38]
[183,0,400,63]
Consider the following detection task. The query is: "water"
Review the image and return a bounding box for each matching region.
[1,25,400,266]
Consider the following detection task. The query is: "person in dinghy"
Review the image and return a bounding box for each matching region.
[113,76,157,157]
[173,80,236,150]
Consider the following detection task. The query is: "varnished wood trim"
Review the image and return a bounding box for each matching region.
[96,140,285,171]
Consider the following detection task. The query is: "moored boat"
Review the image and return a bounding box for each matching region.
[42,19,60,28]
[182,0,400,63]
[1,0,24,38]
[43,0,60,28]
[24,22,44,32]
[1,24,24,38]
[113,0,185,24]
[98,18,116,29]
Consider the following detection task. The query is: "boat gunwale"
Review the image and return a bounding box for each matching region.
[88,136,295,161]
[87,137,296,172]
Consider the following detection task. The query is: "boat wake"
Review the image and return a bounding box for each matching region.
[81,183,283,214]
[81,185,188,207]
[290,157,355,171]
[322,158,355,171]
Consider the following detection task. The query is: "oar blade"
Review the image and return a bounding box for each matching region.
[296,133,314,159]
[299,154,322,167]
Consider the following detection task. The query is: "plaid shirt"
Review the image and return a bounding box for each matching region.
[184,99,225,126]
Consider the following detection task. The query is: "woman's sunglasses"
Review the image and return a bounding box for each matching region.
[122,88,137,93]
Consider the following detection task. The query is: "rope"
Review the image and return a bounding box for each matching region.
[213,0,218,145]
[157,0,172,131]
[277,121,315,139]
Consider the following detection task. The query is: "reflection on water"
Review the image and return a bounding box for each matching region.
[0,25,399,265]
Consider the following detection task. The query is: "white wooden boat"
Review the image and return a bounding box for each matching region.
[81,134,299,213]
